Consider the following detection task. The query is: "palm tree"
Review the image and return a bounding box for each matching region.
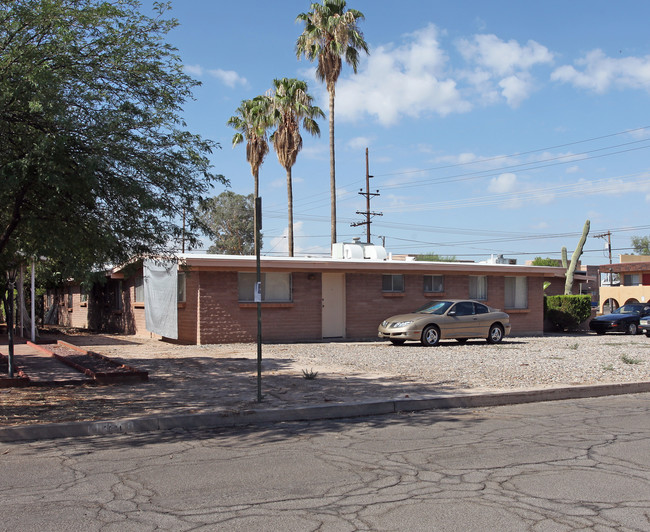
[296,0,369,248]
[226,96,272,199]
[269,78,324,256]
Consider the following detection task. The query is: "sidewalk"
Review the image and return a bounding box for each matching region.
[1,333,650,443]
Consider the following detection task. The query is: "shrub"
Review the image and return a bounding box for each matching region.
[545,295,592,331]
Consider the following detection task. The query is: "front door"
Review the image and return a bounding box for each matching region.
[322,273,345,338]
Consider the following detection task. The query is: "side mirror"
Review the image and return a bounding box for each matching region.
[448,310,456,316]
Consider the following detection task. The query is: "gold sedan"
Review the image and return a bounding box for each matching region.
[378,299,511,346]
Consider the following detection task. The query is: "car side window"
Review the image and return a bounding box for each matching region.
[453,302,474,316]
[474,303,489,314]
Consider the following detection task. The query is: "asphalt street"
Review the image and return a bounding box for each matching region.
[1,394,649,531]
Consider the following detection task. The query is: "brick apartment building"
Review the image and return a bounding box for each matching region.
[46,251,570,344]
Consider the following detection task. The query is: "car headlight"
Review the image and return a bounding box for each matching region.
[392,320,414,328]
[381,320,388,327]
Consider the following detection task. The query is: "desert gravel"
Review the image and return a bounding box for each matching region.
[1,332,649,426]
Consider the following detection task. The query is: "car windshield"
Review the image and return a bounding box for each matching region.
[415,301,454,315]
[616,305,643,315]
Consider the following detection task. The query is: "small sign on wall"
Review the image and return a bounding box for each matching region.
[254,281,262,302]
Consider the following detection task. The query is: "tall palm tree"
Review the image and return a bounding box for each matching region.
[269,78,324,256]
[296,0,369,248]
[226,95,272,199]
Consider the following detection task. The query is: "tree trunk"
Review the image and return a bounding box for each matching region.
[286,166,294,257]
[328,88,336,249]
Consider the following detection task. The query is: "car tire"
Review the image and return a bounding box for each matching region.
[421,325,440,346]
[487,323,504,344]
[626,323,638,335]
[390,339,406,346]
[646,332,650,338]
[456,338,468,345]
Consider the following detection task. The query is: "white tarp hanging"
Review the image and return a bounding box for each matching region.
[144,259,178,339]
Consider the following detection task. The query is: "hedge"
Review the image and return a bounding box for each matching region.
[545,295,592,331]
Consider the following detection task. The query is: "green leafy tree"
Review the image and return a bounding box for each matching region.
[296,0,369,247]
[197,192,258,255]
[631,236,650,255]
[532,257,561,266]
[269,78,324,256]
[0,0,224,280]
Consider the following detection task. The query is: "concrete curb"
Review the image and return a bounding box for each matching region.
[1,381,649,443]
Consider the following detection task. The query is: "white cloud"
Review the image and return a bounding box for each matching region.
[336,24,471,126]
[347,136,372,150]
[566,165,580,174]
[269,221,307,255]
[208,68,249,88]
[183,64,204,77]
[498,74,532,107]
[488,172,518,194]
[457,34,553,107]
[457,34,554,76]
[551,49,650,93]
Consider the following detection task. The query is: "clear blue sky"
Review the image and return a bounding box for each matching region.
[163,0,650,265]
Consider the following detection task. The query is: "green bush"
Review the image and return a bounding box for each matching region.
[545,295,592,331]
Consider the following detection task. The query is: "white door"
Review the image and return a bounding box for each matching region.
[322,273,345,338]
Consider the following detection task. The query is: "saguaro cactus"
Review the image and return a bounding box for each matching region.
[565,220,590,295]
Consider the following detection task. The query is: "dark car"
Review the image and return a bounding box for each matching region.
[589,303,650,335]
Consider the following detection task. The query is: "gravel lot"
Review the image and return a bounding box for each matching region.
[248,333,650,389]
[1,332,649,426]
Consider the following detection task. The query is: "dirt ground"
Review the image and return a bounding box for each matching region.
[1,329,650,427]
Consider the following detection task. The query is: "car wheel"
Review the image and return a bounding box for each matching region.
[646,332,650,338]
[421,325,440,346]
[626,322,638,335]
[487,324,504,344]
[390,339,406,346]
[456,338,468,345]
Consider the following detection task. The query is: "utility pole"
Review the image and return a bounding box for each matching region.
[351,148,382,243]
[594,231,612,285]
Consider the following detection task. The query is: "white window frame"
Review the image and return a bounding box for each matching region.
[423,275,444,293]
[469,275,487,300]
[504,276,528,309]
[238,272,292,302]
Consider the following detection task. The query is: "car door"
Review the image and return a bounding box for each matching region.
[447,301,479,338]
[473,302,492,336]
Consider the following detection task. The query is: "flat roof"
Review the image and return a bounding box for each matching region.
[176,253,566,277]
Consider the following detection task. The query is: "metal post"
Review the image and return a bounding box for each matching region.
[255,196,263,402]
[6,272,15,378]
[31,260,35,342]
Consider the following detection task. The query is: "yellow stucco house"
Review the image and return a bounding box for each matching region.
[598,255,650,313]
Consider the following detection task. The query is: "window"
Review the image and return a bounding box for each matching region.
[177,272,186,303]
[238,272,292,302]
[623,274,641,286]
[505,276,528,309]
[469,275,487,300]
[67,287,73,309]
[423,275,444,293]
[382,274,404,292]
[134,276,144,303]
[452,301,474,316]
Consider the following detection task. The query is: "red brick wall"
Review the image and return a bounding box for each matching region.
[190,270,322,344]
[345,273,543,339]
[53,268,546,343]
